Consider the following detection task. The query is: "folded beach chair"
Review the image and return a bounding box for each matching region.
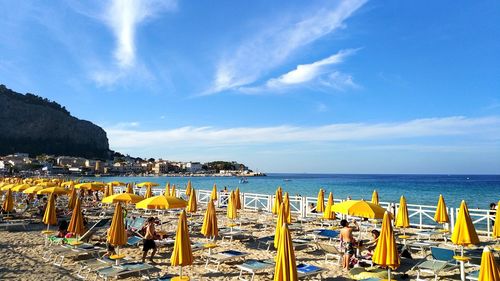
[205,250,249,272]
[297,263,326,280]
[96,261,158,281]
[412,246,458,281]
[236,259,275,281]
[316,242,343,264]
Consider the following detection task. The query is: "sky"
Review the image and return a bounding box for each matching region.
[1,0,499,174]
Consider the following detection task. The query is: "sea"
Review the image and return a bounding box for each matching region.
[98,173,500,210]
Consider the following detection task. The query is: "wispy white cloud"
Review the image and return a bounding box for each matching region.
[206,0,367,95]
[106,116,500,150]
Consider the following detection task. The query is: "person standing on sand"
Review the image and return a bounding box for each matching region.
[339,219,358,271]
[142,217,157,263]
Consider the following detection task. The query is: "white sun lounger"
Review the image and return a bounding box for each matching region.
[236,259,275,281]
[96,261,157,281]
[205,250,249,272]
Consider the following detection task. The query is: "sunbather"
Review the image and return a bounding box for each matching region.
[339,219,358,271]
[142,217,157,263]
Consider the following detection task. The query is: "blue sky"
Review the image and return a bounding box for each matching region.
[1,0,499,174]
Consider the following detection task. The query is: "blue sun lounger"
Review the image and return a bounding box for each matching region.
[205,250,249,272]
[297,263,326,279]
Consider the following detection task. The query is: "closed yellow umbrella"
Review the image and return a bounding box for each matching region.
[272,188,283,214]
[316,189,325,213]
[102,193,144,204]
[371,190,379,205]
[493,200,500,239]
[478,246,500,281]
[372,211,400,280]
[126,183,134,194]
[323,192,335,220]
[452,200,480,251]
[67,197,85,236]
[201,199,218,239]
[274,202,286,249]
[23,185,44,194]
[103,184,111,198]
[185,180,192,196]
[108,203,127,249]
[108,183,115,196]
[170,210,193,280]
[395,196,410,233]
[227,190,238,220]
[434,194,450,224]
[186,189,197,213]
[210,184,217,201]
[11,183,30,192]
[2,188,14,212]
[283,192,292,224]
[331,200,387,219]
[136,196,187,210]
[145,185,153,199]
[235,187,242,210]
[137,182,159,188]
[165,183,171,196]
[273,223,298,281]
[67,185,77,210]
[43,193,57,230]
[171,185,176,197]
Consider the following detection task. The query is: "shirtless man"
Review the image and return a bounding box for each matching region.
[339,219,358,270]
[142,217,157,263]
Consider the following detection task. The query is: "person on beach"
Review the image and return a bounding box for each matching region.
[142,217,157,263]
[102,228,117,258]
[490,203,497,226]
[339,219,358,270]
[57,220,68,238]
[360,229,380,257]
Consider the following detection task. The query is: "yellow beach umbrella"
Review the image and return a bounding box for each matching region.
[316,189,325,213]
[61,180,74,187]
[170,210,193,280]
[493,200,500,239]
[478,246,500,281]
[201,199,218,239]
[145,185,153,199]
[37,186,68,195]
[1,183,15,191]
[103,184,111,198]
[67,186,77,210]
[171,185,177,197]
[235,187,242,210]
[136,195,187,210]
[283,192,292,224]
[137,182,159,188]
[331,200,387,219]
[371,190,379,205]
[108,183,114,196]
[373,211,400,280]
[108,203,127,246]
[165,183,171,196]
[227,190,238,220]
[434,194,450,224]
[43,193,57,230]
[272,188,283,215]
[108,181,126,187]
[185,180,192,196]
[186,189,197,213]
[273,223,298,281]
[103,193,144,204]
[23,185,44,194]
[323,192,335,220]
[75,182,105,191]
[395,196,410,232]
[67,198,85,236]
[274,202,286,249]
[210,184,217,201]
[2,188,14,212]
[126,183,134,194]
[39,182,57,187]
[11,183,30,192]
[451,200,479,251]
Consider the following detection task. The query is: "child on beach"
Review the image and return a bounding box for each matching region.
[339,219,359,271]
[142,217,157,263]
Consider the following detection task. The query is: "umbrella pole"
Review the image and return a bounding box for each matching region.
[388,268,391,281]
[179,266,183,278]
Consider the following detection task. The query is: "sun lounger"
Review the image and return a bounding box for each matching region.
[96,261,157,280]
[405,240,441,254]
[79,218,111,242]
[236,259,274,281]
[416,230,443,241]
[412,246,458,281]
[256,236,275,250]
[308,229,339,243]
[53,244,106,266]
[205,250,249,272]
[127,236,142,246]
[316,242,343,264]
[76,257,115,280]
[0,219,29,230]
[220,227,244,242]
[466,270,479,281]
[297,263,326,279]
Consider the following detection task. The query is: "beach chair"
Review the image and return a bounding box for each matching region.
[127,236,142,246]
[220,227,244,242]
[316,242,343,264]
[53,243,106,266]
[205,250,249,272]
[236,259,275,281]
[75,257,115,280]
[412,246,458,281]
[256,236,275,251]
[96,261,158,280]
[466,270,479,281]
[297,263,326,280]
[308,229,339,243]
[79,218,111,242]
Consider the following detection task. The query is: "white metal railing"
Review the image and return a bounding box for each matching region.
[243,192,271,211]
[457,208,495,237]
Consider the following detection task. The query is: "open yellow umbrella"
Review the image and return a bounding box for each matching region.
[272,187,283,214]
[201,199,218,239]
[23,185,44,194]
[274,202,287,249]
[165,183,171,196]
[273,223,298,281]
[371,190,379,205]
[395,196,410,233]
[11,183,30,192]
[493,200,500,239]
[227,190,238,220]
[37,186,68,195]
[126,183,134,194]
[1,184,15,191]
[67,197,85,236]
[478,246,500,281]
[283,192,292,224]
[170,210,193,280]
[103,193,144,204]
[210,184,217,201]
[136,195,187,210]
[434,194,449,224]
[185,180,192,196]
[316,189,325,213]
[67,186,77,210]
[108,181,126,187]
[331,200,387,219]
[38,182,57,187]
[186,189,197,213]
[451,200,479,252]
[43,193,57,230]
[61,180,74,187]
[145,185,153,199]
[2,188,14,212]
[372,211,400,280]
[75,182,105,191]
[323,192,335,220]
[137,182,159,188]
[171,185,177,197]
[235,187,242,210]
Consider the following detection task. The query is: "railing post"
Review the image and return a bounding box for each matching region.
[419,206,423,229]
[487,210,491,238]
[450,207,455,232]
[268,195,272,212]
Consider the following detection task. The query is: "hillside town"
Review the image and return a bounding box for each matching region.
[0,153,264,177]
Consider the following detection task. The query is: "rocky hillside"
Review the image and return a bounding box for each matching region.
[0,85,111,159]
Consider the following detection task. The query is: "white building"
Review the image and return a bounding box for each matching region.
[185,162,203,173]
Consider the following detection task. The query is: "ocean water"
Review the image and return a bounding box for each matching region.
[97,173,499,210]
